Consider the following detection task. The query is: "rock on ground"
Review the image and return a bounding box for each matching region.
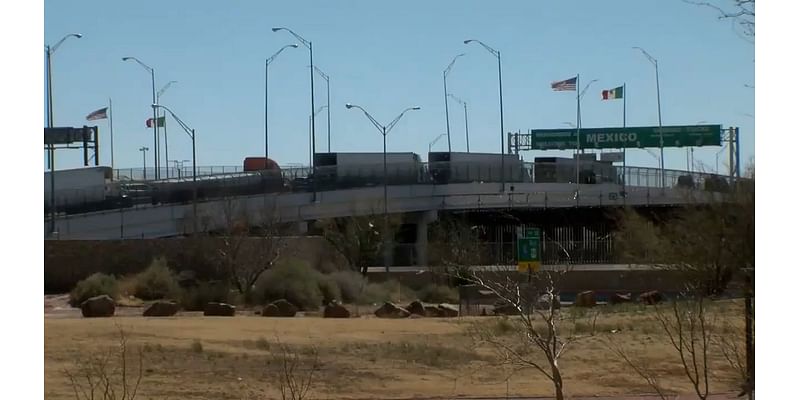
[638,290,663,305]
[323,302,351,318]
[143,300,179,317]
[610,292,632,305]
[204,302,236,316]
[574,290,596,308]
[374,302,410,318]
[80,295,115,318]
[262,299,298,317]
[437,303,459,317]
[406,300,425,316]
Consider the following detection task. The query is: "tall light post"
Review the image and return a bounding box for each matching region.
[633,47,664,188]
[312,65,331,152]
[265,44,298,160]
[346,103,420,272]
[153,104,198,234]
[138,147,149,180]
[464,39,505,191]
[272,27,316,167]
[157,80,178,179]
[429,133,447,153]
[122,56,159,180]
[443,54,465,153]
[309,105,328,166]
[447,93,470,152]
[45,32,82,236]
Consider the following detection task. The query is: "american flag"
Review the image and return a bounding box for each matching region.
[85,107,108,121]
[551,77,577,91]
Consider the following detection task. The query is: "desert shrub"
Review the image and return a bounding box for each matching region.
[357,279,415,304]
[180,281,230,311]
[69,273,119,307]
[133,257,180,301]
[329,270,368,303]
[253,259,329,310]
[191,340,203,353]
[317,274,342,305]
[417,283,459,303]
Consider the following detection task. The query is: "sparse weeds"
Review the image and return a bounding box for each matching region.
[191,340,204,353]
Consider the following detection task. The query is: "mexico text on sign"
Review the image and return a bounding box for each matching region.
[527,124,722,150]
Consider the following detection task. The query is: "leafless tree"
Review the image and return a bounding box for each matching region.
[316,211,401,276]
[463,265,586,400]
[215,200,286,299]
[684,0,755,40]
[63,324,144,400]
[428,215,487,284]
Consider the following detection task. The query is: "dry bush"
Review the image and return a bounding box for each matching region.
[69,273,119,307]
[63,325,144,400]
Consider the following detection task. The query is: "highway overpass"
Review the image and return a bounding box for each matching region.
[46,179,721,241]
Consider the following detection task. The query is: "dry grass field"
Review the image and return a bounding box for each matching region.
[44,300,745,399]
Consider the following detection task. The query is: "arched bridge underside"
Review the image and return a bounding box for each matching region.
[47,182,724,240]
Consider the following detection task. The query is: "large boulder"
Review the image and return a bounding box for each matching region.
[535,293,561,310]
[437,303,459,318]
[638,290,663,305]
[262,299,297,317]
[493,302,517,316]
[323,302,350,318]
[424,304,442,317]
[610,292,632,305]
[204,302,236,316]
[143,300,179,317]
[81,295,116,318]
[374,302,410,319]
[574,291,596,308]
[406,300,425,316]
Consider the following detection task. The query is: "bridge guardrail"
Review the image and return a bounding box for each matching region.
[51,162,742,218]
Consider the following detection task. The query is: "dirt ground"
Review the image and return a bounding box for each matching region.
[44,299,745,400]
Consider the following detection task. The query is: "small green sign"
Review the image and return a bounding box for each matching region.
[527,124,722,150]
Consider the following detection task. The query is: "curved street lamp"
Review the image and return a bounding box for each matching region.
[429,133,447,153]
[123,56,160,179]
[464,39,505,191]
[152,104,198,234]
[633,46,664,188]
[346,103,420,272]
[443,53,465,153]
[157,80,178,178]
[312,65,332,152]
[45,32,81,236]
[447,93,470,152]
[265,44,298,160]
[272,27,317,167]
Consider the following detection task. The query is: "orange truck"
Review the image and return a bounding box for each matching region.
[243,157,280,172]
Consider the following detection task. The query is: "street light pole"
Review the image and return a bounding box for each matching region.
[448,94,470,152]
[346,103,420,272]
[464,39,505,191]
[45,33,82,236]
[312,66,331,152]
[157,80,178,179]
[272,27,315,166]
[429,133,447,153]
[123,56,159,180]
[634,47,664,188]
[139,147,149,180]
[154,104,198,234]
[443,54,464,153]
[265,44,299,161]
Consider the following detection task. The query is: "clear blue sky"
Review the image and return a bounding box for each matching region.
[44,0,754,173]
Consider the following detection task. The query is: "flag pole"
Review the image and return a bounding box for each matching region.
[163,110,169,179]
[622,83,626,198]
[575,74,581,201]
[109,98,115,172]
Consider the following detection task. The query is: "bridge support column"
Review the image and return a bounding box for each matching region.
[412,210,438,267]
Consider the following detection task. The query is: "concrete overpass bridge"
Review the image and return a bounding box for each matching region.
[46,164,728,242]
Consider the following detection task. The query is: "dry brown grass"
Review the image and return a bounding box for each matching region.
[45,300,745,399]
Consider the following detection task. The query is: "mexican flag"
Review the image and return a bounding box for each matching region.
[601,86,624,100]
[146,116,166,127]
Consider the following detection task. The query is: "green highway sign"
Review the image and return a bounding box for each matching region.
[527,124,722,150]
[517,227,541,272]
